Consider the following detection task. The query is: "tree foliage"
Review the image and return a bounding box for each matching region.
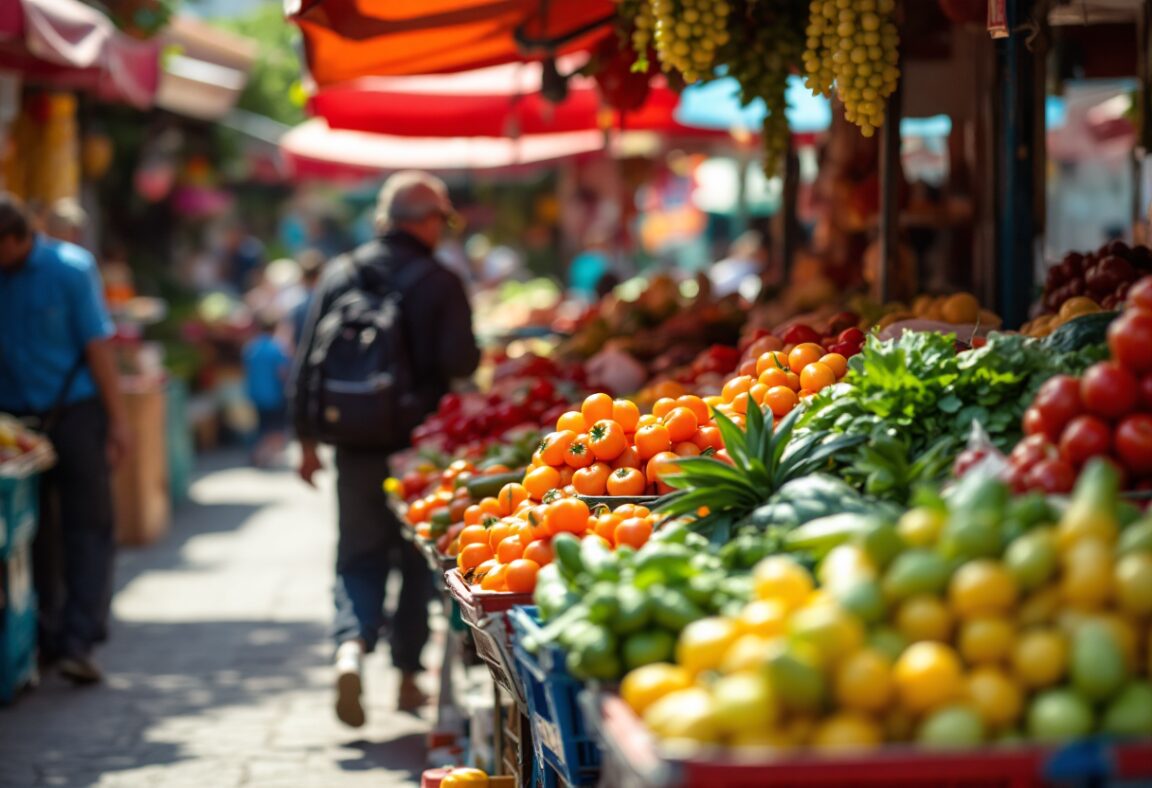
[216,3,306,126]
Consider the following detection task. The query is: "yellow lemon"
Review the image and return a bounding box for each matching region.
[642,687,722,744]
[896,595,954,642]
[620,662,692,716]
[835,648,894,713]
[1011,628,1068,689]
[737,599,790,639]
[753,556,815,609]
[676,617,741,676]
[811,712,884,751]
[958,616,1016,665]
[894,642,964,714]
[949,560,1018,619]
[1060,538,1114,609]
[965,666,1024,730]
[897,507,947,548]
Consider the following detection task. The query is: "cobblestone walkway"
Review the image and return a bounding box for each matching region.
[0,453,440,787]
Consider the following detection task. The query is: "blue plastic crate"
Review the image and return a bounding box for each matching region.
[0,540,38,704]
[510,606,601,788]
[0,475,38,559]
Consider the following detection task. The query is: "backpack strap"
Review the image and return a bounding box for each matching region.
[350,240,436,301]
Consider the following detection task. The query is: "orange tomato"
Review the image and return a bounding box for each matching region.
[523,539,553,566]
[731,392,750,414]
[652,397,679,419]
[498,483,530,516]
[819,352,849,378]
[635,423,673,460]
[539,430,576,467]
[588,419,628,461]
[692,426,724,452]
[758,367,789,389]
[800,362,836,392]
[765,386,799,417]
[557,466,576,487]
[573,462,611,495]
[473,558,498,580]
[612,399,641,433]
[458,542,494,571]
[788,343,825,371]
[757,351,791,375]
[564,435,595,468]
[671,441,701,457]
[722,375,755,403]
[714,449,734,465]
[496,535,525,563]
[592,514,621,544]
[463,504,483,526]
[547,498,591,535]
[408,499,430,524]
[615,517,653,549]
[581,393,615,425]
[607,467,647,496]
[646,451,681,485]
[612,446,643,470]
[676,395,711,423]
[749,383,769,406]
[459,524,490,547]
[506,559,540,594]
[487,522,513,551]
[637,414,659,430]
[523,465,562,502]
[745,334,784,357]
[663,407,699,443]
[738,359,758,378]
[556,410,586,433]
[480,562,508,591]
[784,371,802,391]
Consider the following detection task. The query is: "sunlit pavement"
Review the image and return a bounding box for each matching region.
[0,451,443,787]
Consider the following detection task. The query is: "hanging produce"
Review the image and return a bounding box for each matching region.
[803,0,901,137]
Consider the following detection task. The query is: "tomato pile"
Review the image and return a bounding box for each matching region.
[1007,277,1152,493]
[716,340,852,423]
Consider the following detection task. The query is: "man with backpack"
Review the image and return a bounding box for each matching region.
[291,172,480,725]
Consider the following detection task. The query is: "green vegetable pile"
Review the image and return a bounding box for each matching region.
[799,332,1106,503]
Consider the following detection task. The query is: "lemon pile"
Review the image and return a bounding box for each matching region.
[621,461,1152,751]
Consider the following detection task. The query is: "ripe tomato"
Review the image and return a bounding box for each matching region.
[1024,458,1076,494]
[1023,407,1060,442]
[505,559,540,594]
[588,419,628,461]
[1141,373,1152,410]
[1127,276,1152,311]
[1114,414,1152,475]
[1080,362,1138,420]
[1059,415,1112,467]
[523,465,562,502]
[800,362,836,392]
[539,430,576,466]
[663,407,699,443]
[692,426,724,452]
[614,517,653,549]
[722,375,755,402]
[1032,375,1082,434]
[1010,434,1057,470]
[838,327,866,346]
[496,535,525,563]
[1108,310,1152,374]
[645,451,681,485]
[607,466,647,496]
[635,423,673,460]
[581,393,615,425]
[556,410,586,433]
[788,343,825,372]
[612,399,641,433]
[523,539,553,567]
[764,386,799,418]
[546,498,591,535]
[563,435,595,468]
[572,462,611,496]
[612,446,643,470]
[676,395,711,423]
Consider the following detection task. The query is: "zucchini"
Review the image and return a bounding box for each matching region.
[465,469,525,500]
[1042,311,1117,354]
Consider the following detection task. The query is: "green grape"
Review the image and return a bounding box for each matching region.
[650,0,731,83]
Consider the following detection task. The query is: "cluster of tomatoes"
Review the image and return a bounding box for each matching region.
[712,340,851,423]
[456,489,659,593]
[1008,278,1152,493]
[523,392,726,499]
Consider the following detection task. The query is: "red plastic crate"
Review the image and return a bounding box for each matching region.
[590,692,1152,788]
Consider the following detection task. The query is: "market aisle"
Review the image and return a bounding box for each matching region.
[0,452,438,787]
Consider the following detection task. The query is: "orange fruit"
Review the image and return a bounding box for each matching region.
[463,504,483,526]
[572,462,611,496]
[480,562,508,591]
[547,498,591,535]
[758,367,790,389]
[487,522,513,551]
[593,513,621,544]
[523,540,553,566]
[646,451,681,485]
[800,362,836,392]
[539,431,576,467]
[458,542,494,571]
[663,407,699,443]
[607,467,647,496]
[819,353,849,378]
[756,351,791,375]
[652,397,679,419]
[523,465,562,502]
[635,423,673,460]
[671,441,700,457]
[722,375,755,403]
[496,535,525,563]
[589,420,628,461]
[612,399,641,433]
[459,525,490,547]
[789,343,825,371]
[556,410,586,433]
[676,395,711,423]
[564,435,595,469]
[693,426,724,452]
[615,517,653,549]
[784,371,802,391]
[506,559,540,594]
[581,393,615,425]
[748,383,769,405]
[765,386,799,418]
[612,446,643,470]
[498,483,530,516]
[731,392,750,414]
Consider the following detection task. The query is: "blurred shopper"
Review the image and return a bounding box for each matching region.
[291,171,480,724]
[0,193,129,684]
[43,198,87,246]
[222,221,265,293]
[567,231,612,301]
[243,313,291,467]
[709,230,769,299]
[288,249,326,349]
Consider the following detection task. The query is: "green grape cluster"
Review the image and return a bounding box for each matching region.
[615,0,655,71]
[719,1,806,175]
[802,0,900,137]
[650,0,732,83]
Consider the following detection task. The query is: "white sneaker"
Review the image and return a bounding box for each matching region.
[335,640,366,728]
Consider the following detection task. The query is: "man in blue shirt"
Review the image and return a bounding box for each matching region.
[0,193,129,684]
[243,313,291,466]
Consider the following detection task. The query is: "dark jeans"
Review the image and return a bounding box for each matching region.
[333,448,430,672]
[31,399,116,660]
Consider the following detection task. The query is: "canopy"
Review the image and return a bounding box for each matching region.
[0,0,160,108]
[288,0,615,86]
[281,118,608,181]
[154,15,257,121]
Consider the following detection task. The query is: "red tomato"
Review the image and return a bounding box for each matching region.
[838,327,866,346]
[1080,362,1139,421]
[781,324,823,346]
[1127,276,1152,311]
[1032,375,1082,434]
[1114,414,1152,476]
[1140,373,1152,410]
[1059,415,1112,467]
[1024,458,1077,494]
[1107,309,1152,374]
[1023,407,1060,442]
[1010,434,1056,470]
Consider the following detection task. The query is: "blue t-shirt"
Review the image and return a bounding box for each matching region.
[0,235,114,412]
[243,334,290,411]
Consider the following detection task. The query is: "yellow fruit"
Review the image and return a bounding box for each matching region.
[621,662,693,716]
[728,728,794,751]
[676,617,741,676]
[965,667,1024,730]
[959,617,1016,665]
[911,294,934,317]
[642,687,722,744]
[896,595,954,642]
[897,507,947,548]
[894,642,964,714]
[711,671,777,736]
[941,292,980,324]
[753,556,815,609]
[1056,510,1118,552]
[737,599,790,639]
[1060,538,1114,609]
[1114,552,1152,617]
[1018,586,1062,627]
[442,768,489,787]
[1011,628,1068,689]
[949,560,1018,619]
[1087,613,1140,672]
[788,603,866,668]
[818,544,877,589]
[835,648,894,713]
[719,634,776,675]
[1058,296,1101,321]
[811,712,884,751]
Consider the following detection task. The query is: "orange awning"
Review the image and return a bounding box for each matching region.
[288,0,615,86]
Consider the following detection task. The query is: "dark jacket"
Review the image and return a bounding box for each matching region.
[290,230,481,443]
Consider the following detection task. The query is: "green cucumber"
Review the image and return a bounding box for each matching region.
[465,470,525,501]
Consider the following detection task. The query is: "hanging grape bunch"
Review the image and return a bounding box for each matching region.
[803,0,900,137]
[650,0,732,84]
[718,0,807,175]
[615,0,656,71]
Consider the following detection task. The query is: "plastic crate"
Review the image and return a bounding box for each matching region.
[589,691,1152,788]
[510,606,601,787]
[0,540,38,704]
[445,569,531,710]
[0,475,38,559]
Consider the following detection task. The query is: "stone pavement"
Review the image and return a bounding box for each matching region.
[0,452,451,787]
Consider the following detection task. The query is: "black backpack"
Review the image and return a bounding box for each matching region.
[303,242,433,450]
